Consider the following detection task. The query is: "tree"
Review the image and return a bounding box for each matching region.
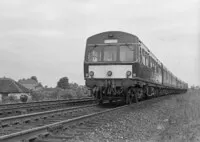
[191,85,195,90]
[31,76,38,82]
[195,86,200,90]
[57,77,69,89]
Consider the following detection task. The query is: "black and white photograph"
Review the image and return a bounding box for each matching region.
[0,0,199,141]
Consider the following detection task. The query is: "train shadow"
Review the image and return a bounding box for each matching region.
[96,100,125,109]
[98,94,182,109]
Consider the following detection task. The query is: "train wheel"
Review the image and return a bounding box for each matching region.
[126,96,131,105]
[153,88,156,97]
[98,99,103,105]
[126,91,131,105]
[133,92,138,103]
[157,88,161,97]
[145,86,151,99]
[97,88,103,105]
[136,88,144,101]
[146,87,155,98]
[155,88,158,97]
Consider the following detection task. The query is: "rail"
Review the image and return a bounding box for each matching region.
[0,105,127,142]
[0,98,95,117]
[0,97,93,110]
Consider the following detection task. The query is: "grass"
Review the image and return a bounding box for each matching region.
[155,89,200,142]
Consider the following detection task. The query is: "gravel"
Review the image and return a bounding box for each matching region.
[61,90,200,142]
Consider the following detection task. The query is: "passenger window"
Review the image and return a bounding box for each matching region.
[152,60,155,71]
[156,65,159,73]
[166,72,168,80]
[145,53,149,67]
[140,48,142,63]
[142,49,145,65]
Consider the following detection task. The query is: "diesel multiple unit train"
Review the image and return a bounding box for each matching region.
[84,31,188,104]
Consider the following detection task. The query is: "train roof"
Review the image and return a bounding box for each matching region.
[87,31,139,44]
[87,31,163,66]
[87,31,138,39]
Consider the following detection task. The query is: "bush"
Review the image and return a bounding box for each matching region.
[20,94,28,103]
[58,89,75,99]
[9,95,18,102]
[69,83,90,98]
[2,95,19,104]
[29,83,90,102]
[31,91,45,101]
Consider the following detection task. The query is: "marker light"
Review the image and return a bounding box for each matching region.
[126,71,132,77]
[89,71,94,77]
[107,71,112,76]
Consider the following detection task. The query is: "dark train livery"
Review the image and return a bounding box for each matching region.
[84,31,188,104]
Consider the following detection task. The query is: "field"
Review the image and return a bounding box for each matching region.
[69,89,200,142]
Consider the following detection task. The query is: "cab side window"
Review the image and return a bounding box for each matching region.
[156,64,159,73]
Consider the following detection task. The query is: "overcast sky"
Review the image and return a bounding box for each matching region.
[0,0,199,87]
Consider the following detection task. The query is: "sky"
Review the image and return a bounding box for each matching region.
[0,0,199,87]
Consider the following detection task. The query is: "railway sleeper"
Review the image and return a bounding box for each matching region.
[35,134,74,142]
[62,129,83,136]
[6,111,12,115]
[0,123,9,128]
[34,117,40,121]
[24,119,31,124]
[23,132,50,142]
[11,121,20,126]
[47,125,64,133]
[1,120,20,128]
[41,116,48,120]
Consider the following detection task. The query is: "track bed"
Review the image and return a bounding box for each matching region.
[68,91,199,142]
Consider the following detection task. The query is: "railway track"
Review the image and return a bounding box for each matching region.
[0,98,95,118]
[0,102,127,142]
[0,94,177,142]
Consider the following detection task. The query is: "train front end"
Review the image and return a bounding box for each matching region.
[84,31,140,104]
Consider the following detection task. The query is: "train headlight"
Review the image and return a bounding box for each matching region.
[126,71,132,77]
[85,73,89,78]
[89,71,94,77]
[107,71,112,76]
